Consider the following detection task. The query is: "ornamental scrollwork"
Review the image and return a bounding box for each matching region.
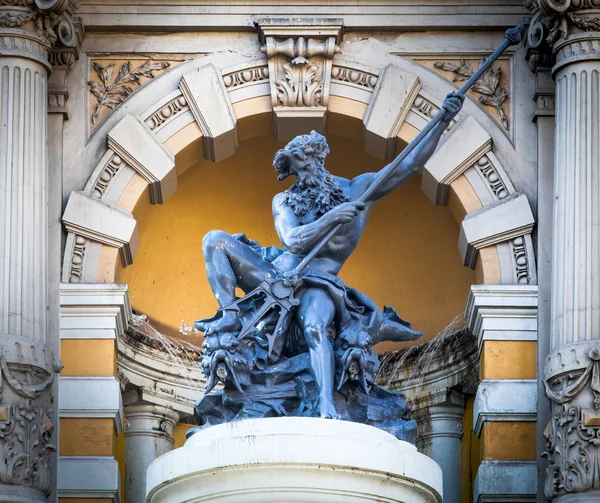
[89,60,171,125]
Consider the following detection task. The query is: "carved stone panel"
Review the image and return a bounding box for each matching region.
[415,57,511,132]
[88,56,185,131]
[0,336,58,499]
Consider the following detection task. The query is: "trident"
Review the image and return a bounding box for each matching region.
[220,25,525,357]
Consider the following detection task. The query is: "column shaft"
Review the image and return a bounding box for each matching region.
[551,49,600,349]
[417,402,464,503]
[124,404,179,503]
[0,56,48,341]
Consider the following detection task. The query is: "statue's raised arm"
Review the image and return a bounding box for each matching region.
[351,92,464,204]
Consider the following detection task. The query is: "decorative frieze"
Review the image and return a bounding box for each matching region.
[257,17,343,140]
[475,154,509,200]
[145,95,189,132]
[89,153,126,200]
[222,63,269,89]
[331,64,378,90]
[68,235,88,283]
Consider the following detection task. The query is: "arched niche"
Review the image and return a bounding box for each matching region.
[61,52,537,350]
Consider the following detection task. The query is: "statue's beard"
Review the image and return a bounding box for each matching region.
[282,167,350,223]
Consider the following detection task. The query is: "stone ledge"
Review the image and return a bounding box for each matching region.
[57,456,121,503]
[58,377,124,434]
[465,284,538,352]
[60,283,131,340]
[473,380,537,436]
[474,460,536,503]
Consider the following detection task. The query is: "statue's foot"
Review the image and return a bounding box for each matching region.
[319,399,338,419]
[204,310,242,335]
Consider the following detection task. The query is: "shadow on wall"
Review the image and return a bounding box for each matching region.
[117,133,475,352]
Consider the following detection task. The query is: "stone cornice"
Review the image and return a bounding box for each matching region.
[76,1,528,31]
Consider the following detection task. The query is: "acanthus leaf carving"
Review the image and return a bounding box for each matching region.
[89,59,171,125]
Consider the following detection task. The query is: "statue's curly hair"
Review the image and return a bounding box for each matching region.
[273,130,330,181]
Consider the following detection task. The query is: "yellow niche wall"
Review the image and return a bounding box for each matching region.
[117,133,475,352]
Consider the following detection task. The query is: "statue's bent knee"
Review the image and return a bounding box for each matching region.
[202,230,230,253]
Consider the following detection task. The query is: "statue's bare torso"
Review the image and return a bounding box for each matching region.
[272,174,373,276]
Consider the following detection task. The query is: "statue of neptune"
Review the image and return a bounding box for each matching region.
[195,93,464,421]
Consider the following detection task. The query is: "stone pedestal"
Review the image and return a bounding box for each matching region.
[124,403,179,503]
[147,417,442,503]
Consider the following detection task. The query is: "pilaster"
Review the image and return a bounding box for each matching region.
[0,1,81,501]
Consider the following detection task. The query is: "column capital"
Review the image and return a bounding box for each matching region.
[0,0,83,72]
[123,403,179,442]
[525,1,600,47]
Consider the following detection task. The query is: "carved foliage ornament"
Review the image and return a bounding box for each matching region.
[526,0,600,45]
[89,60,170,125]
[0,353,56,495]
[261,36,340,109]
[434,59,509,130]
[543,347,600,498]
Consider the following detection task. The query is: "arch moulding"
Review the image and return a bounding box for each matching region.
[61,51,537,289]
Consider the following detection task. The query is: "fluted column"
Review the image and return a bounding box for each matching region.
[532,1,600,500]
[124,403,179,503]
[0,1,81,501]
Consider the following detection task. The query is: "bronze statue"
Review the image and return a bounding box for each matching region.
[187,24,523,442]
[187,95,461,440]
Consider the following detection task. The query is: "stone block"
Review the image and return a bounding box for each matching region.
[59,377,123,434]
[422,115,492,205]
[107,114,176,204]
[363,64,420,160]
[473,460,536,503]
[62,191,139,267]
[459,193,535,269]
[58,456,120,503]
[180,63,238,162]
[473,380,537,436]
